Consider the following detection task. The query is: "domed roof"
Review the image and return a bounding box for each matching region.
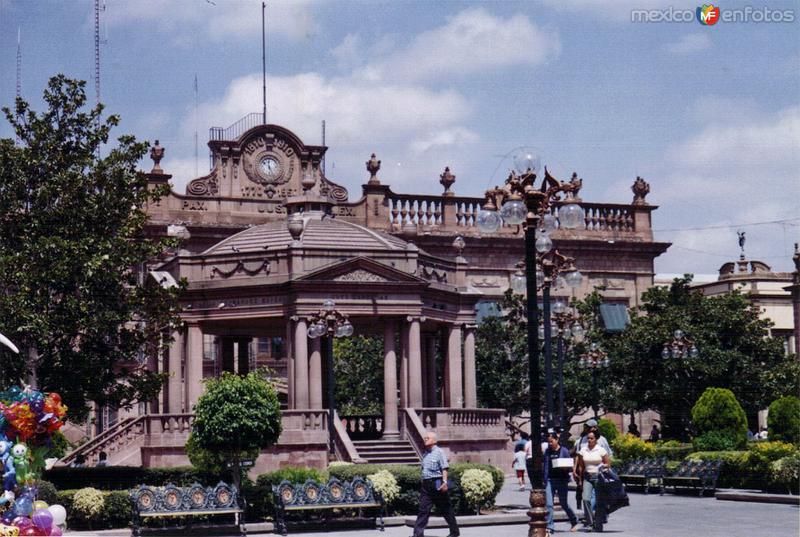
[203,217,409,255]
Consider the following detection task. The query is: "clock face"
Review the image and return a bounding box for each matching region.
[259,156,281,179]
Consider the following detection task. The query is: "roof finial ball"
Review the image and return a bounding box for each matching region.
[150,140,164,174]
[440,167,456,197]
[366,153,381,185]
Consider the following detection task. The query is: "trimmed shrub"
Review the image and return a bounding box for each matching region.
[100,490,133,529]
[72,487,104,529]
[44,465,229,491]
[685,451,751,489]
[691,388,748,450]
[653,442,693,461]
[693,430,740,452]
[611,434,656,464]
[597,419,619,444]
[36,480,59,505]
[328,463,421,515]
[367,470,400,504]
[459,469,494,514]
[768,396,800,445]
[771,452,800,494]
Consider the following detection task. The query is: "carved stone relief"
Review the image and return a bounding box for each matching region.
[333,270,388,282]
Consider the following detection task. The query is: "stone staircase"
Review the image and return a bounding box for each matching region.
[352,438,420,465]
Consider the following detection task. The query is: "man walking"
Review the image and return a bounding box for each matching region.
[412,432,459,537]
[544,430,579,534]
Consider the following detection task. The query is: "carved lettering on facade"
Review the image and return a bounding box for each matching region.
[182,200,208,211]
[336,207,355,217]
[256,203,286,214]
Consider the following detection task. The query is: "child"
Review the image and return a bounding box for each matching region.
[513,446,527,490]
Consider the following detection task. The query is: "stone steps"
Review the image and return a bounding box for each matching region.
[353,438,420,465]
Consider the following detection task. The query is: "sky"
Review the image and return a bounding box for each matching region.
[0,0,798,275]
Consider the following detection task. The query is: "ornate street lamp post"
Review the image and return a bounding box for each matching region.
[307,299,354,456]
[579,343,609,419]
[478,152,584,537]
[552,305,584,435]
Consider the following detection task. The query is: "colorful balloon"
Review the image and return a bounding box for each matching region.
[13,497,32,516]
[47,527,61,537]
[30,502,46,512]
[10,517,31,529]
[43,506,64,528]
[30,510,50,532]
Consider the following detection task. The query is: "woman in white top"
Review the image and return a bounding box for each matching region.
[574,431,611,530]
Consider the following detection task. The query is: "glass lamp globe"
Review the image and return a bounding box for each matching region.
[500,200,526,226]
[559,202,585,230]
[674,329,684,340]
[536,270,545,286]
[671,345,681,359]
[538,325,545,340]
[603,357,610,367]
[571,323,585,340]
[510,272,527,294]
[689,345,699,358]
[315,321,327,336]
[342,321,354,337]
[476,210,502,234]
[308,324,321,339]
[323,299,336,312]
[661,346,670,359]
[590,342,599,352]
[335,324,346,338]
[535,233,553,253]
[512,151,541,175]
[565,270,583,288]
[542,213,558,232]
[552,299,567,315]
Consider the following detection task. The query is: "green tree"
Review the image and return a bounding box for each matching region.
[691,387,748,450]
[768,396,800,444]
[333,335,384,414]
[602,276,795,440]
[0,76,182,421]
[190,371,282,492]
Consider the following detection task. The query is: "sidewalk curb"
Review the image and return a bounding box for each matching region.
[715,491,800,505]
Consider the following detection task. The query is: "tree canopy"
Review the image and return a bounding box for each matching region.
[0,75,182,422]
[333,335,384,415]
[602,276,798,439]
[190,371,282,489]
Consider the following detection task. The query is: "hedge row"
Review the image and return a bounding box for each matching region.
[44,466,231,491]
[686,441,797,492]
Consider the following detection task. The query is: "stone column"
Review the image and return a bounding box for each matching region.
[286,320,295,409]
[148,342,160,414]
[408,318,423,408]
[425,335,437,407]
[167,329,183,414]
[294,318,309,409]
[383,322,399,436]
[446,324,463,408]
[463,325,477,408]
[400,323,409,409]
[185,323,203,411]
[309,336,323,409]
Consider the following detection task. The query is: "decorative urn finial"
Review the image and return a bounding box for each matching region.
[452,235,466,257]
[793,243,800,283]
[366,153,381,185]
[569,172,583,199]
[439,167,456,197]
[631,176,650,205]
[150,140,165,174]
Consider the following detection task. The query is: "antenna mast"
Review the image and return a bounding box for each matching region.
[321,120,326,176]
[194,74,199,177]
[15,27,21,103]
[261,1,267,124]
[94,0,101,108]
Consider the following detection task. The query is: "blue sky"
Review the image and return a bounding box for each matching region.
[1,0,798,274]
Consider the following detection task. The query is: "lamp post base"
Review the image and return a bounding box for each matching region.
[528,487,548,537]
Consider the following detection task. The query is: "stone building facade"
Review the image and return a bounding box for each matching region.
[63,119,670,472]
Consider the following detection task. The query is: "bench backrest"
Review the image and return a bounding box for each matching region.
[131,482,240,514]
[273,477,384,508]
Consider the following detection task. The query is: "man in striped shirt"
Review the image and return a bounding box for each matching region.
[412,432,459,537]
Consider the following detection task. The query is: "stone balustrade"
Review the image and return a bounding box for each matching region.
[415,408,506,440]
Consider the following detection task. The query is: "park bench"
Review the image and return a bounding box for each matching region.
[618,457,667,495]
[272,477,386,535]
[663,459,722,496]
[130,482,245,537]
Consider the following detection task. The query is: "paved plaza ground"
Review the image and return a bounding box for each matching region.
[69,475,799,537]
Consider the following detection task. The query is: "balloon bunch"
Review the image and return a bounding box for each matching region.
[0,387,69,536]
[0,490,66,536]
[0,388,66,445]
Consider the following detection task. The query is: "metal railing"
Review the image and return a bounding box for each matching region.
[209,112,264,142]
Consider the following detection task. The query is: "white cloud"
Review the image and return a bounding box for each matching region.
[356,8,560,82]
[541,0,697,21]
[103,0,318,43]
[653,104,800,273]
[665,33,711,55]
